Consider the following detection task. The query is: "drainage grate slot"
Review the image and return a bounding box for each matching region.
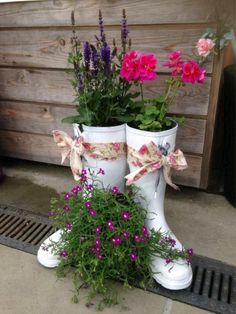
[0,204,236,314]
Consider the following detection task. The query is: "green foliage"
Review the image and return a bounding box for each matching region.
[134,78,184,131]
[48,170,191,309]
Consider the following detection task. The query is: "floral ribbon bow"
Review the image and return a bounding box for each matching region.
[53,130,85,181]
[125,142,188,190]
[53,130,127,181]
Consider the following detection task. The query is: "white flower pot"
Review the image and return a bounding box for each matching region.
[74,124,127,193]
[126,123,192,290]
[37,124,127,268]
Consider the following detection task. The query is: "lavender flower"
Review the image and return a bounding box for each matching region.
[121,9,129,53]
[187,248,194,257]
[101,43,111,68]
[83,41,91,69]
[98,9,106,43]
[90,45,99,73]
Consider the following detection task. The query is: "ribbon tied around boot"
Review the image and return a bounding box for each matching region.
[53,130,127,181]
[53,130,86,181]
[125,141,188,190]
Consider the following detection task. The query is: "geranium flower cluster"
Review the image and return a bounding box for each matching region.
[49,169,193,309]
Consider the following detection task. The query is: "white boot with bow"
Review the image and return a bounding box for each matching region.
[126,123,192,290]
[37,124,127,268]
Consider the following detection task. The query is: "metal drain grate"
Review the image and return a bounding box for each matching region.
[0,204,54,255]
[142,253,236,314]
[0,204,235,314]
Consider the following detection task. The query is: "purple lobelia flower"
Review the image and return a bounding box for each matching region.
[106,219,115,231]
[83,41,91,69]
[129,250,138,262]
[65,222,73,230]
[95,226,102,235]
[142,225,149,237]
[187,248,194,257]
[122,230,129,240]
[110,236,122,246]
[85,201,92,208]
[63,192,70,201]
[59,250,69,258]
[89,208,97,217]
[165,257,172,264]
[63,205,70,212]
[111,186,119,194]
[121,211,130,221]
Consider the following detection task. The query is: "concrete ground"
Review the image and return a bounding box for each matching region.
[0,158,235,314]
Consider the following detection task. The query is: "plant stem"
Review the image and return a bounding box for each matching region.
[140,83,144,103]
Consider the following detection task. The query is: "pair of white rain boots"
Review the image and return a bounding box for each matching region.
[37,123,192,290]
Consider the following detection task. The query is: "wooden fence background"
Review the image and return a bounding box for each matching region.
[0,0,233,188]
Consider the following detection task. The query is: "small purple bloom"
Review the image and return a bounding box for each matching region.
[111,186,119,194]
[95,226,102,235]
[80,175,87,182]
[95,238,101,247]
[129,252,138,262]
[122,230,129,240]
[170,239,176,247]
[48,212,54,217]
[75,185,82,192]
[85,302,94,309]
[59,250,68,258]
[97,254,103,260]
[81,169,87,175]
[121,211,130,221]
[110,236,122,246]
[97,168,105,175]
[165,257,172,264]
[89,208,97,217]
[65,222,73,230]
[85,201,92,208]
[134,234,141,242]
[142,225,149,237]
[187,248,194,257]
[106,219,115,231]
[63,193,70,201]
[86,184,93,191]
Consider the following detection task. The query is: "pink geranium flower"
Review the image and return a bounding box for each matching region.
[163,50,183,75]
[120,50,157,83]
[196,38,215,57]
[181,60,206,84]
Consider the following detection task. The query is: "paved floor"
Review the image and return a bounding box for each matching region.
[0,158,235,313]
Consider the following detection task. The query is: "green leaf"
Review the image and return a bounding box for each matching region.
[155,95,166,103]
[219,38,226,50]
[62,115,81,124]
[145,105,158,115]
[223,32,234,40]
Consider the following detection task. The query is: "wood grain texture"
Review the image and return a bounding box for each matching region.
[200,53,224,189]
[0,101,206,154]
[0,27,213,73]
[172,155,202,187]
[0,0,217,28]
[0,130,201,187]
[0,68,211,116]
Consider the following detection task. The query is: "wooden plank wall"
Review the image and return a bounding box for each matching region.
[0,0,229,188]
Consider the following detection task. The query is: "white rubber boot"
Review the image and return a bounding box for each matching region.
[75,124,127,193]
[37,124,127,268]
[126,123,192,290]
